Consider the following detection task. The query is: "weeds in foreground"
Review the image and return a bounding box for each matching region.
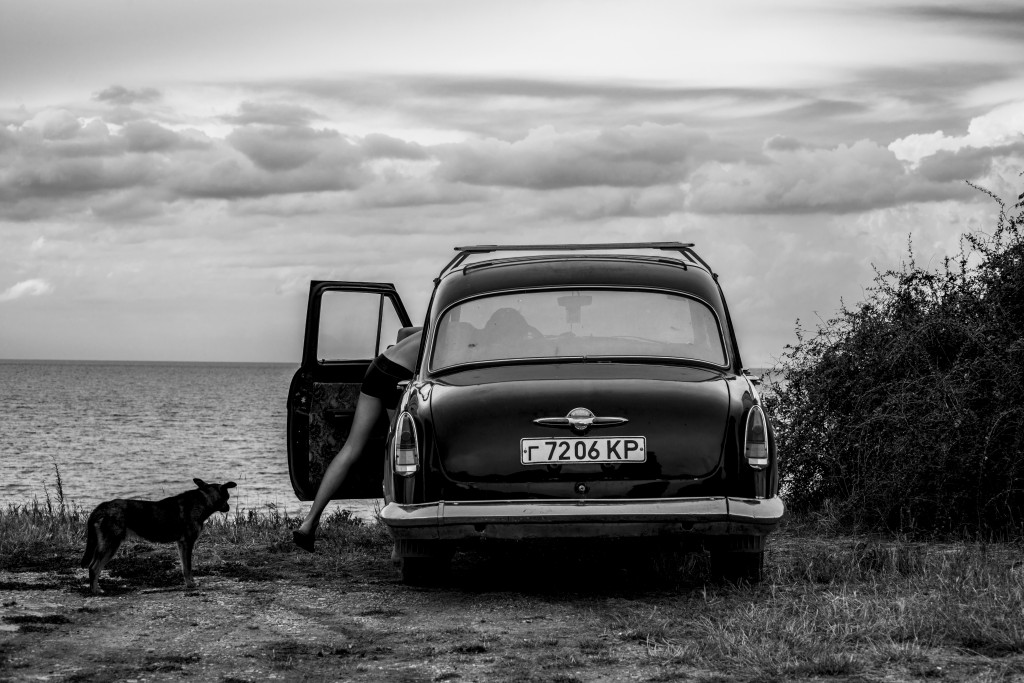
[7,467,1024,680]
[0,497,87,572]
[610,527,1024,680]
[5,495,1024,680]
[0,461,391,572]
[0,501,391,569]
[203,503,392,556]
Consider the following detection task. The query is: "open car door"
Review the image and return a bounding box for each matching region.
[287,281,413,501]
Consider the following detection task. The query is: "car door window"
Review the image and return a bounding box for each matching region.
[318,290,407,361]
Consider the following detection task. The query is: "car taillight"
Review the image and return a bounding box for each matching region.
[743,406,769,469]
[393,412,419,477]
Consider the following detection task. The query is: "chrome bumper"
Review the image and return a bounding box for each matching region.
[380,496,785,541]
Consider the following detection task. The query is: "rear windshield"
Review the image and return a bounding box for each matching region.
[430,289,727,371]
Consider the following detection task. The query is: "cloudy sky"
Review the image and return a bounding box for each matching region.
[1,0,1022,365]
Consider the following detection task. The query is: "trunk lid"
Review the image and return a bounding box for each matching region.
[426,363,731,495]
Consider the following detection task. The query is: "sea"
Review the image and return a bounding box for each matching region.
[0,360,377,519]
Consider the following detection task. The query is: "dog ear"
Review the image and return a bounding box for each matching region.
[223,482,237,489]
[193,478,207,488]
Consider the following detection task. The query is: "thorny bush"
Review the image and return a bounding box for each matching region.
[763,182,1024,534]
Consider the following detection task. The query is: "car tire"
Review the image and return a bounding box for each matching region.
[399,556,450,586]
[709,550,764,584]
[393,540,452,586]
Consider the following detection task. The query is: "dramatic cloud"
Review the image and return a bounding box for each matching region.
[2,93,1019,227]
[0,116,161,219]
[687,139,978,215]
[437,124,727,190]
[916,142,1024,183]
[253,68,1024,162]
[222,101,322,127]
[352,177,487,209]
[227,125,344,172]
[21,109,83,140]
[0,110,374,217]
[0,279,53,302]
[360,134,429,161]
[121,120,192,153]
[285,76,845,143]
[850,64,1016,106]
[763,135,813,153]
[1,48,1021,364]
[894,4,1024,41]
[169,154,365,200]
[94,85,162,106]
[890,102,1024,163]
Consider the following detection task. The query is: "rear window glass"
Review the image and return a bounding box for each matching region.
[430,289,727,370]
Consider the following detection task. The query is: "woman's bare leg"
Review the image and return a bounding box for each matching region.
[297,393,384,537]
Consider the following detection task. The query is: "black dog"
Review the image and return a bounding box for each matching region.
[81,479,237,594]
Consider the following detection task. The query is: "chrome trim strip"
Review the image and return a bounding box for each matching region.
[533,416,629,429]
[380,496,785,530]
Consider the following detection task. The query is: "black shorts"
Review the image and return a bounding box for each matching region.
[361,355,414,410]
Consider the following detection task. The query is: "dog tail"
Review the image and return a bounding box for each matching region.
[81,514,97,568]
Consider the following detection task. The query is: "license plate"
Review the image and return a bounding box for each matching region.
[520,437,646,465]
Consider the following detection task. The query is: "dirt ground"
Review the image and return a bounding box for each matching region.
[1,539,720,683]
[6,533,1022,682]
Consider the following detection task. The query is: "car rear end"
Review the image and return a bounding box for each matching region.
[380,246,783,581]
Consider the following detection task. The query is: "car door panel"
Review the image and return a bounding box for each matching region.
[287,282,412,501]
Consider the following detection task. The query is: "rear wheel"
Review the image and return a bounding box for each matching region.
[393,540,452,586]
[709,550,764,584]
[399,556,449,585]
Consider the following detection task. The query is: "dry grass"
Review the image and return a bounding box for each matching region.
[0,491,389,575]
[609,523,1024,681]
[4,473,1024,680]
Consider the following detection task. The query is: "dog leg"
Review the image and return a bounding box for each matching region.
[88,536,122,595]
[81,519,98,569]
[177,538,196,590]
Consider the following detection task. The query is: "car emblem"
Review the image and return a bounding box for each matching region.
[533,407,628,434]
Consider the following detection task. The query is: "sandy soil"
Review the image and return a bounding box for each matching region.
[9,532,1017,682]
[0,541,707,682]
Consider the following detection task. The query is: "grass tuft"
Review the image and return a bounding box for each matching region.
[0,463,391,574]
[7,469,1024,680]
[608,520,1024,680]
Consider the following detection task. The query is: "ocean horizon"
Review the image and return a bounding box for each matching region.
[0,359,378,520]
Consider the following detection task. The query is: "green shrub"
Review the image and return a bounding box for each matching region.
[764,183,1024,534]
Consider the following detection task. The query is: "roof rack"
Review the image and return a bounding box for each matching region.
[438,242,710,280]
[454,242,694,253]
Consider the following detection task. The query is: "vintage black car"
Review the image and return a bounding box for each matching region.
[287,243,784,583]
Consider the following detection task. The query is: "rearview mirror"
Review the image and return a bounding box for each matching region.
[557,294,592,325]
